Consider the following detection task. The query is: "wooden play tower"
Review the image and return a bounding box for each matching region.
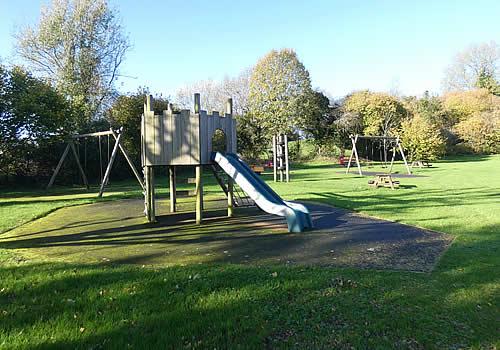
[141,94,237,223]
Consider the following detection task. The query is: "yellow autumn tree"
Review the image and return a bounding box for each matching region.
[455,111,500,153]
[344,91,407,136]
[399,115,446,161]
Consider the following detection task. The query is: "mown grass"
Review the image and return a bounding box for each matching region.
[0,155,499,349]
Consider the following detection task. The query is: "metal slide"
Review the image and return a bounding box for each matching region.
[212,152,313,233]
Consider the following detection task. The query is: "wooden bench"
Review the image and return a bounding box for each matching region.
[368,173,400,189]
[251,165,265,174]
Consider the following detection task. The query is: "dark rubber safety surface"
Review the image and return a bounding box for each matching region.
[0,199,452,272]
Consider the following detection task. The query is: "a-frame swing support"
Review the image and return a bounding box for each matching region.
[346,134,411,176]
[46,128,145,196]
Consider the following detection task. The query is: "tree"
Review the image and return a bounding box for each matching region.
[236,113,268,160]
[442,88,498,122]
[15,0,130,123]
[399,115,446,161]
[402,92,447,126]
[475,67,500,96]
[454,110,500,154]
[248,49,314,137]
[175,79,224,113]
[344,91,406,136]
[443,41,500,92]
[174,68,252,115]
[299,90,344,154]
[108,89,169,163]
[220,68,252,116]
[0,65,75,179]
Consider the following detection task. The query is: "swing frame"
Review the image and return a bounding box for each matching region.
[345,134,411,176]
[46,127,145,197]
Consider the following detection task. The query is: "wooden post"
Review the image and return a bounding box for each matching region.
[278,134,284,182]
[169,166,176,213]
[145,94,153,113]
[69,141,89,189]
[195,165,203,224]
[397,138,412,175]
[284,134,290,182]
[347,134,362,176]
[144,166,155,222]
[346,135,355,174]
[47,143,71,189]
[272,135,277,182]
[227,177,234,217]
[110,128,145,191]
[388,143,397,174]
[225,98,233,115]
[98,133,122,197]
[194,93,201,113]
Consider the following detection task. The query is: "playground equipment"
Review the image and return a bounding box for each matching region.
[272,134,290,182]
[141,94,312,232]
[346,134,411,176]
[47,128,144,197]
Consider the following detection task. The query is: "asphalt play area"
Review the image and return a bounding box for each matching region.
[0,199,452,272]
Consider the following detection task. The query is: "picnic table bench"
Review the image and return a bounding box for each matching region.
[411,160,431,168]
[368,173,400,189]
[251,165,265,174]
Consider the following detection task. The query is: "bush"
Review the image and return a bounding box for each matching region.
[442,89,498,122]
[399,115,446,161]
[454,111,500,154]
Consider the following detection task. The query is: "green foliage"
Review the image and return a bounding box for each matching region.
[16,0,130,121]
[0,65,75,179]
[454,111,500,154]
[249,49,314,137]
[108,90,169,163]
[300,91,336,144]
[403,92,452,129]
[399,115,446,161]
[344,91,406,136]
[236,113,268,161]
[475,68,500,96]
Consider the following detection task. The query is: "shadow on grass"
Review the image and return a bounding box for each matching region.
[0,244,497,349]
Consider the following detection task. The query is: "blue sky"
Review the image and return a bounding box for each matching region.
[1,0,499,98]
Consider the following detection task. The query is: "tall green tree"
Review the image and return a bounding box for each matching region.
[0,65,74,179]
[248,49,314,137]
[16,0,130,123]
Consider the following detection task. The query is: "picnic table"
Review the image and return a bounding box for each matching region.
[411,160,431,168]
[368,173,400,189]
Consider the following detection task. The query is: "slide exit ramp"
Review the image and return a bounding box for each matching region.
[212,152,313,233]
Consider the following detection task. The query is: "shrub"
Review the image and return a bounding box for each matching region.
[442,89,498,122]
[454,111,500,154]
[399,115,446,161]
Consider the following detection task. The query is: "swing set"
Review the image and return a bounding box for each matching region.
[46,127,144,197]
[346,134,411,176]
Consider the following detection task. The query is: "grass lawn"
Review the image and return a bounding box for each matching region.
[0,155,499,349]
